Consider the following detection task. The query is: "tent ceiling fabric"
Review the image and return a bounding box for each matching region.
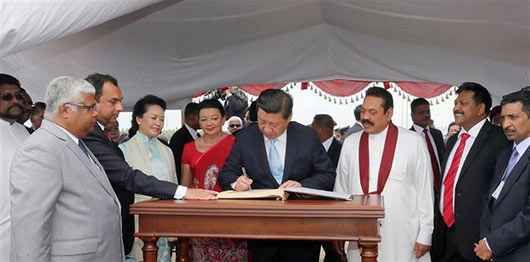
[1,0,528,109]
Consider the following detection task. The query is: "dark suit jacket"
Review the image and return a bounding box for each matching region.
[479,144,530,261]
[83,123,178,254]
[433,120,510,261]
[224,94,248,121]
[409,126,445,166]
[169,125,194,183]
[327,138,342,169]
[219,122,335,191]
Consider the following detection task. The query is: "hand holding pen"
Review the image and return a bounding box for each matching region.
[235,167,253,191]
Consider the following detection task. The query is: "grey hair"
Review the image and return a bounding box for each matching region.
[44,76,95,118]
[228,116,242,124]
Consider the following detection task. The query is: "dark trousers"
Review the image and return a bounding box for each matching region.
[250,240,320,262]
[442,225,480,262]
[321,242,347,262]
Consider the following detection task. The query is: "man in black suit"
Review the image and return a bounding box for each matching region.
[311,114,346,262]
[409,97,445,192]
[169,102,200,183]
[475,90,530,261]
[224,87,248,121]
[82,73,217,256]
[219,89,335,262]
[311,114,342,169]
[432,82,510,262]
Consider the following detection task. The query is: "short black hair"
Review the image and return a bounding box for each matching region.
[129,95,167,137]
[0,73,21,89]
[501,90,530,117]
[184,102,199,119]
[247,101,258,122]
[256,89,293,119]
[410,98,430,113]
[365,87,393,112]
[354,105,362,121]
[312,114,334,130]
[447,121,460,132]
[198,99,225,117]
[85,73,118,102]
[31,102,46,114]
[456,82,492,114]
[488,105,501,121]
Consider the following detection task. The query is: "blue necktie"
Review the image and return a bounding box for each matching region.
[78,140,90,158]
[268,139,284,184]
[502,148,519,181]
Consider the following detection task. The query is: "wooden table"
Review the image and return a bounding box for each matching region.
[130,195,384,262]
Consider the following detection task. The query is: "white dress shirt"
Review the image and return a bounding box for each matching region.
[185,123,199,140]
[322,136,334,152]
[439,118,486,214]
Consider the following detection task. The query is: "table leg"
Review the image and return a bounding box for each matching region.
[141,237,158,262]
[359,241,378,262]
[177,238,190,262]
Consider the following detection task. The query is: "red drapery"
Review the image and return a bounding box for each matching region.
[238,83,286,96]
[312,80,371,96]
[193,80,452,99]
[395,82,452,98]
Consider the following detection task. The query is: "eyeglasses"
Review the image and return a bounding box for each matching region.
[0,92,26,101]
[65,103,97,112]
[229,124,241,128]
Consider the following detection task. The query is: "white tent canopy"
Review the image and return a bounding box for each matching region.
[1,0,528,108]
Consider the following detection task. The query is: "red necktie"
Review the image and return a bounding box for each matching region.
[423,129,441,191]
[442,133,470,227]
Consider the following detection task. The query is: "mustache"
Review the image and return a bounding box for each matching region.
[504,127,516,133]
[362,119,374,126]
[453,110,464,115]
[7,104,23,111]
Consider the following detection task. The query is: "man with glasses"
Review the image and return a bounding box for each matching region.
[10,76,124,261]
[227,116,243,134]
[0,73,29,262]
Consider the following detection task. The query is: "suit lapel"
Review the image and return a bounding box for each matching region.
[489,149,511,196]
[254,128,278,186]
[442,135,458,173]
[67,138,117,199]
[94,123,123,158]
[457,122,491,180]
[494,146,530,207]
[283,124,296,183]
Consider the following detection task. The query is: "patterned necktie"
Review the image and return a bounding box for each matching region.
[502,148,519,181]
[423,129,441,191]
[268,139,284,184]
[442,132,470,227]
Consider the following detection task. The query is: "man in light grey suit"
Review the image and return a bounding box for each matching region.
[10,76,124,261]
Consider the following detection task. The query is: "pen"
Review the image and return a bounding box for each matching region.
[242,167,251,190]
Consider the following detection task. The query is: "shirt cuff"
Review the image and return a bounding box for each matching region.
[230,182,237,190]
[484,238,492,252]
[416,229,432,246]
[174,185,187,199]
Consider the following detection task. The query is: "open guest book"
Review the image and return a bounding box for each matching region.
[217,187,354,201]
